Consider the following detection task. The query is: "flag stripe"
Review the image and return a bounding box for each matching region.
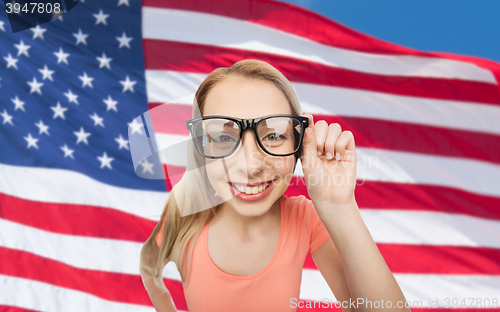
[149,103,500,165]
[141,0,434,56]
[3,206,500,275]
[305,245,500,275]
[144,39,500,105]
[0,247,153,306]
[0,192,155,241]
[160,165,500,221]
[0,275,158,312]
[0,163,167,221]
[289,178,500,221]
[141,6,497,84]
[145,70,500,135]
[155,133,500,198]
[301,269,500,307]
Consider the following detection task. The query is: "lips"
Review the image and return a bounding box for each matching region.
[227,179,276,202]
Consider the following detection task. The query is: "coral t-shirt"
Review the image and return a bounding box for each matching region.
[156,194,331,311]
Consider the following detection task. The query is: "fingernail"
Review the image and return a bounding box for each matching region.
[326,152,333,160]
[317,151,322,156]
[336,152,341,161]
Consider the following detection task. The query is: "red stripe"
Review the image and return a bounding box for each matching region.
[149,103,500,165]
[0,247,188,310]
[143,39,500,105]
[143,0,500,100]
[0,192,156,242]
[3,177,497,241]
[157,166,500,221]
[143,0,428,56]
[295,303,499,312]
[285,177,500,221]
[304,244,500,275]
[0,306,40,312]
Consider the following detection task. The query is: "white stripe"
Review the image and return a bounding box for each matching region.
[145,70,500,135]
[0,275,186,312]
[0,163,168,221]
[0,217,183,280]
[142,7,497,84]
[4,219,499,308]
[155,132,500,198]
[361,209,500,248]
[3,219,499,309]
[0,275,154,312]
[2,207,498,277]
[300,270,500,307]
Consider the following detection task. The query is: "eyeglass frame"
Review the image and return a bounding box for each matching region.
[186,114,309,159]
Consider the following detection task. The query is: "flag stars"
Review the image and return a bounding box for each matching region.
[93,9,110,25]
[11,96,25,111]
[115,135,129,150]
[120,75,136,92]
[51,102,68,119]
[35,120,50,135]
[0,21,5,32]
[31,25,47,40]
[73,29,89,45]
[27,77,44,94]
[14,40,31,57]
[24,133,39,149]
[52,11,64,21]
[140,159,154,175]
[54,48,70,64]
[39,65,55,81]
[128,119,143,135]
[64,89,79,104]
[4,54,19,69]
[61,144,75,159]
[116,32,133,49]
[96,53,112,69]
[97,152,114,169]
[90,112,104,127]
[79,72,94,88]
[117,0,130,6]
[1,110,13,125]
[103,95,118,112]
[74,127,91,144]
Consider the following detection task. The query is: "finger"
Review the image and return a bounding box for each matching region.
[324,123,342,160]
[314,120,328,156]
[301,118,318,169]
[302,113,314,132]
[335,131,355,161]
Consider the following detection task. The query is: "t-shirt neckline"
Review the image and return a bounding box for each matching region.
[203,195,285,280]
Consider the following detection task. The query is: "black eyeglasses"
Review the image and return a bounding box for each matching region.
[186,114,309,159]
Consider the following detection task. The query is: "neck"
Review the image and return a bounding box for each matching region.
[213,197,281,240]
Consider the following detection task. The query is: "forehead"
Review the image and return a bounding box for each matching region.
[203,75,292,118]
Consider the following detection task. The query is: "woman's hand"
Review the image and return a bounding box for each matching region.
[299,113,357,208]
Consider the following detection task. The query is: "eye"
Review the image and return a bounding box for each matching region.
[212,133,237,142]
[264,132,287,141]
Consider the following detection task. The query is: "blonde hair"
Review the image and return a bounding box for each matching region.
[140,59,304,292]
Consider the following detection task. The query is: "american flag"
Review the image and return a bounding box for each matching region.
[1,0,500,311]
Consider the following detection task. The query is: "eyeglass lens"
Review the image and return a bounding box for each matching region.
[192,117,302,157]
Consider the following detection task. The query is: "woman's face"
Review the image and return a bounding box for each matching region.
[202,75,296,218]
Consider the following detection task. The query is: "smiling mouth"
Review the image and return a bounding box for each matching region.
[229,180,275,195]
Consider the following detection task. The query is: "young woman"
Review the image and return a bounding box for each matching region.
[140,59,411,312]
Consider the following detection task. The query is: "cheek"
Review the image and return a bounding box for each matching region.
[268,156,295,176]
[205,159,227,184]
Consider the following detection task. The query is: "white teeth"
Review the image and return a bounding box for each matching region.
[233,182,271,195]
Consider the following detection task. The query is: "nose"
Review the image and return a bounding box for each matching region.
[232,129,266,178]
